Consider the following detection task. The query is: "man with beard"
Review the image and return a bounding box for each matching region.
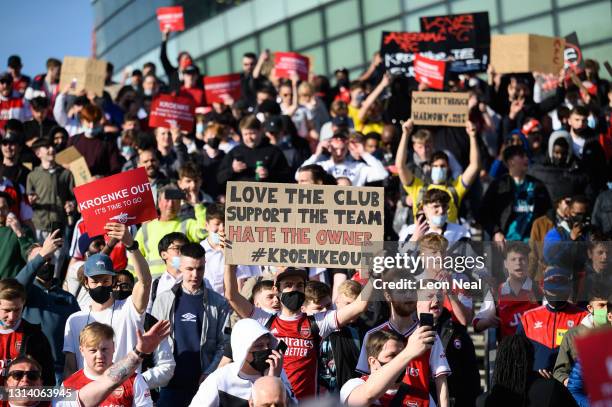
[15,230,79,383]
[355,268,451,407]
[516,267,588,379]
[137,147,169,206]
[63,223,152,378]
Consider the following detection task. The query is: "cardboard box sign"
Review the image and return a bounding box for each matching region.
[156,6,185,32]
[491,34,565,74]
[224,182,384,268]
[274,52,310,82]
[149,94,195,132]
[411,91,469,127]
[203,74,242,104]
[58,57,107,97]
[73,167,157,236]
[55,146,92,186]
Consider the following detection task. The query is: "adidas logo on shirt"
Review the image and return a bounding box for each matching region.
[181,312,197,322]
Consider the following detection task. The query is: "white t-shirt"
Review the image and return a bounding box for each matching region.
[201,239,261,295]
[63,298,145,370]
[571,134,586,157]
[146,271,181,314]
[64,261,92,311]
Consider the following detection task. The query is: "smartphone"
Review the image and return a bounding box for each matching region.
[165,189,186,201]
[50,221,64,238]
[419,312,434,327]
[276,340,288,354]
[417,212,426,224]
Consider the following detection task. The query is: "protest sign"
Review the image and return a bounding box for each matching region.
[274,52,310,81]
[414,54,447,90]
[224,182,384,268]
[411,91,469,127]
[55,146,92,186]
[203,73,242,104]
[73,167,157,236]
[419,12,490,73]
[491,34,565,74]
[574,329,612,406]
[380,31,446,77]
[156,6,185,32]
[149,94,195,132]
[58,57,107,96]
[564,32,584,72]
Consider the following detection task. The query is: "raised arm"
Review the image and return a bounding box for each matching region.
[357,74,389,122]
[76,321,170,407]
[460,121,480,187]
[252,49,269,80]
[336,278,372,327]
[395,119,415,187]
[105,222,151,314]
[221,232,254,318]
[358,52,382,83]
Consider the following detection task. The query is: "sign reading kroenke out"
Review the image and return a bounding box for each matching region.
[74,167,157,236]
[149,94,195,132]
[411,91,470,127]
[224,182,384,268]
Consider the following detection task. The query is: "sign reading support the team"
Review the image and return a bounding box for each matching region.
[74,167,157,236]
[224,182,384,268]
[411,91,469,127]
[58,57,107,97]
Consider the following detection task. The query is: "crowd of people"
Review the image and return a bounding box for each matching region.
[0,25,611,407]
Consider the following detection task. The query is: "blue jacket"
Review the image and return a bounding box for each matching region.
[16,255,80,372]
[567,360,589,407]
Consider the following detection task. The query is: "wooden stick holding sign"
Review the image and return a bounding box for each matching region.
[411,91,469,127]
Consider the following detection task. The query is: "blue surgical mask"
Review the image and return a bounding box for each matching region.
[355,93,366,103]
[171,256,181,270]
[587,115,597,129]
[209,232,220,245]
[121,145,135,158]
[196,123,204,134]
[430,167,447,184]
[430,214,448,227]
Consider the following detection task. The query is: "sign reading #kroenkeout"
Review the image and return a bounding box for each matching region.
[74,167,157,236]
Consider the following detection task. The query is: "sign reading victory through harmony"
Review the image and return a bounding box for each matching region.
[225,182,384,268]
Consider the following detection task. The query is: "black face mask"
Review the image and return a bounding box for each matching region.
[249,349,272,375]
[378,360,405,384]
[113,290,131,301]
[89,285,113,304]
[571,213,586,226]
[36,263,55,282]
[337,79,349,88]
[574,127,589,136]
[280,291,305,312]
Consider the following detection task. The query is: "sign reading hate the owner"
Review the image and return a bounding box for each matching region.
[225,182,384,268]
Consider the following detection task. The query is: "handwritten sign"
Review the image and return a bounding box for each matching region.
[380,31,446,77]
[411,91,469,127]
[55,147,92,186]
[58,57,107,97]
[225,182,384,268]
[74,167,157,236]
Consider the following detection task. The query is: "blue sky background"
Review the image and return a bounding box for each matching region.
[0,0,92,77]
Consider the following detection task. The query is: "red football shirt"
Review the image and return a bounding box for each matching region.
[62,369,137,407]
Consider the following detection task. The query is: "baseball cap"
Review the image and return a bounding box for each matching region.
[84,253,116,278]
[30,137,53,150]
[332,115,350,128]
[543,267,571,292]
[264,116,282,134]
[275,267,308,285]
[2,131,22,145]
[78,233,104,256]
[7,55,22,69]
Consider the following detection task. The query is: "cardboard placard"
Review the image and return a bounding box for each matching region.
[58,57,107,97]
[414,54,447,90]
[411,91,469,127]
[380,31,446,77]
[274,52,310,81]
[74,167,157,236]
[156,6,185,32]
[419,12,490,73]
[574,329,612,406]
[224,182,384,268]
[491,34,565,74]
[55,146,93,186]
[149,94,195,132]
[203,73,242,104]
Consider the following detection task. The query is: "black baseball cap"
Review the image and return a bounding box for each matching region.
[264,116,282,134]
[275,267,308,285]
[7,55,22,69]
[2,131,22,145]
[332,115,350,128]
[30,137,53,150]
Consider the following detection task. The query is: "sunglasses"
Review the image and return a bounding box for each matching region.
[7,370,41,381]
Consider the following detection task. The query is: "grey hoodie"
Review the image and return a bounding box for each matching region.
[547,130,573,164]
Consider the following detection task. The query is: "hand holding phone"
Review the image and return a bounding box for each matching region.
[419,312,434,327]
[276,340,288,354]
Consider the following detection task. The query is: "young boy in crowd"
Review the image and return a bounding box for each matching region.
[302,281,333,315]
[147,232,189,313]
[251,280,280,314]
[176,162,212,222]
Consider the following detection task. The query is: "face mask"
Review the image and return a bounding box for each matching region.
[171,256,181,270]
[570,213,586,227]
[84,127,102,137]
[575,127,588,136]
[430,214,447,228]
[430,167,447,184]
[113,290,131,301]
[36,263,55,282]
[593,308,609,326]
[209,232,220,245]
[280,291,306,312]
[89,285,113,304]
[337,79,349,88]
[587,116,597,129]
[354,93,366,104]
[121,146,135,158]
[249,349,272,374]
[207,137,220,150]
[143,89,153,96]
[377,360,405,384]
[196,123,204,134]
[0,318,19,329]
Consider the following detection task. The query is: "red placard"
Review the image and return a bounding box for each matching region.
[575,328,612,406]
[149,94,195,132]
[203,73,242,104]
[414,54,447,90]
[156,6,184,32]
[274,52,310,81]
[74,167,157,237]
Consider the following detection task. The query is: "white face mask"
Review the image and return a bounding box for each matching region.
[430,167,447,184]
[171,256,181,270]
[430,214,448,227]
